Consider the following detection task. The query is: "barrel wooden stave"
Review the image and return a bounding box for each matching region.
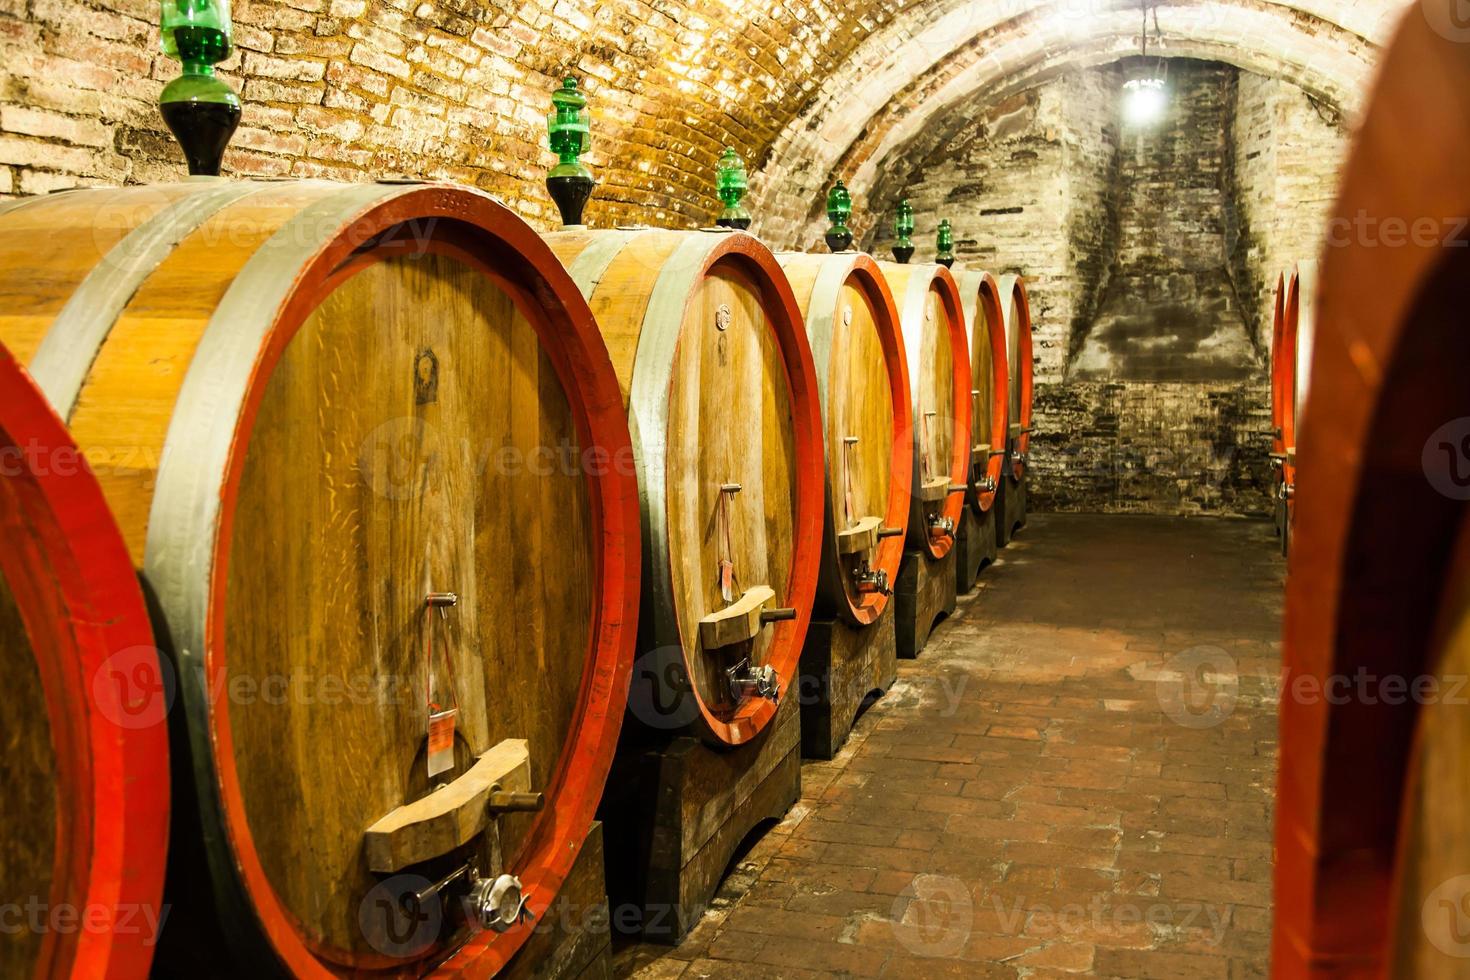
[956,270,1009,515]
[778,252,912,626]
[0,182,640,976]
[875,262,971,560]
[548,229,824,747]
[0,345,167,980]
[1272,5,1470,972]
[997,274,1034,483]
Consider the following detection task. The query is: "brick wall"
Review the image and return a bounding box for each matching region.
[0,0,912,225]
[862,60,1346,516]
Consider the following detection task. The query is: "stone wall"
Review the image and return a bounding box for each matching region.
[864,59,1346,516]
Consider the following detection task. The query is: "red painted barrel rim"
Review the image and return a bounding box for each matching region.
[0,347,167,980]
[968,271,1008,515]
[1280,269,1302,488]
[840,255,913,627]
[1269,270,1288,461]
[667,234,826,747]
[197,188,639,976]
[1006,276,1034,483]
[919,266,972,562]
[1273,8,1470,975]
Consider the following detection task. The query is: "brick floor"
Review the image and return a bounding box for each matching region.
[617,514,1283,979]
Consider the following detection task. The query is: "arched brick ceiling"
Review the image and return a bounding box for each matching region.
[744,0,1408,248]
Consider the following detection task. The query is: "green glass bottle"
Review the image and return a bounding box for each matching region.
[891,199,915,264]
[546,77,594,226]
[936,218,955,268]
[158,0,241,177]
[824,181,853,252]
[715,147,751,230]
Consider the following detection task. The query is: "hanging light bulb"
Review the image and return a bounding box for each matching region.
[1122,0,1167,127]
[1123,76,1167,126]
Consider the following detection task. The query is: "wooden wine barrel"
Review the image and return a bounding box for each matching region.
[1268,270,1289,540]
[1273,3,1470,974]
[997,274,1034,482]
[546,228,824,747]
[0,180,641,976]
[776,251,912,626]
[875,263,972,559]
[1277,261,1318,556]
[0,344,168,980]
[956,269,1009,516]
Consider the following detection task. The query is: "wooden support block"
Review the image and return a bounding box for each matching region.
[955,505,997,596]
[917,476,952,502]
[502,821,613,980]
[996,465,1028,548]
[698,584,776,649]
[894,546,957,659]
[363,739,531,873]
[597,694,801,944]
[797,606,898,760]
[836,514,883,556]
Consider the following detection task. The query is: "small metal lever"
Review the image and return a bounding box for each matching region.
[877,526,904,539]
[487,785,545,813]
[760,607,798,624]
[948,484,968,494]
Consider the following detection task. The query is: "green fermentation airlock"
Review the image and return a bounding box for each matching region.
[158,0,241,176]
[715,147,751,230]
[824,181,853,253]
[892,199,915,264]
[547,77,594,226]
[936,218,955,268]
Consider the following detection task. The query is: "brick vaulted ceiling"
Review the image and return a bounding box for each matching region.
[745,0,1405,248]
[0,0,1408,229]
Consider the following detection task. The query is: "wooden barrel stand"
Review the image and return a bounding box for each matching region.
[777,251,911,759]
[955,269,1009,593]
[996,274,1034,548]
[547,228,822,944]
[499,822,611,980]
[876,262,971,658]
[597,694,801,944]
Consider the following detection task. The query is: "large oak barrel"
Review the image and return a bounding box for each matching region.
[1268,270,1289,540]
[546,228,824,747]
[776,251,912,626]
[956,270,1009,516]
[875,263,972,559]
[0,344,168,979]
[1272,3,1470,973]
[997,274,1035,482]
[1276,261,1318,555]
[0,180,640,976]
